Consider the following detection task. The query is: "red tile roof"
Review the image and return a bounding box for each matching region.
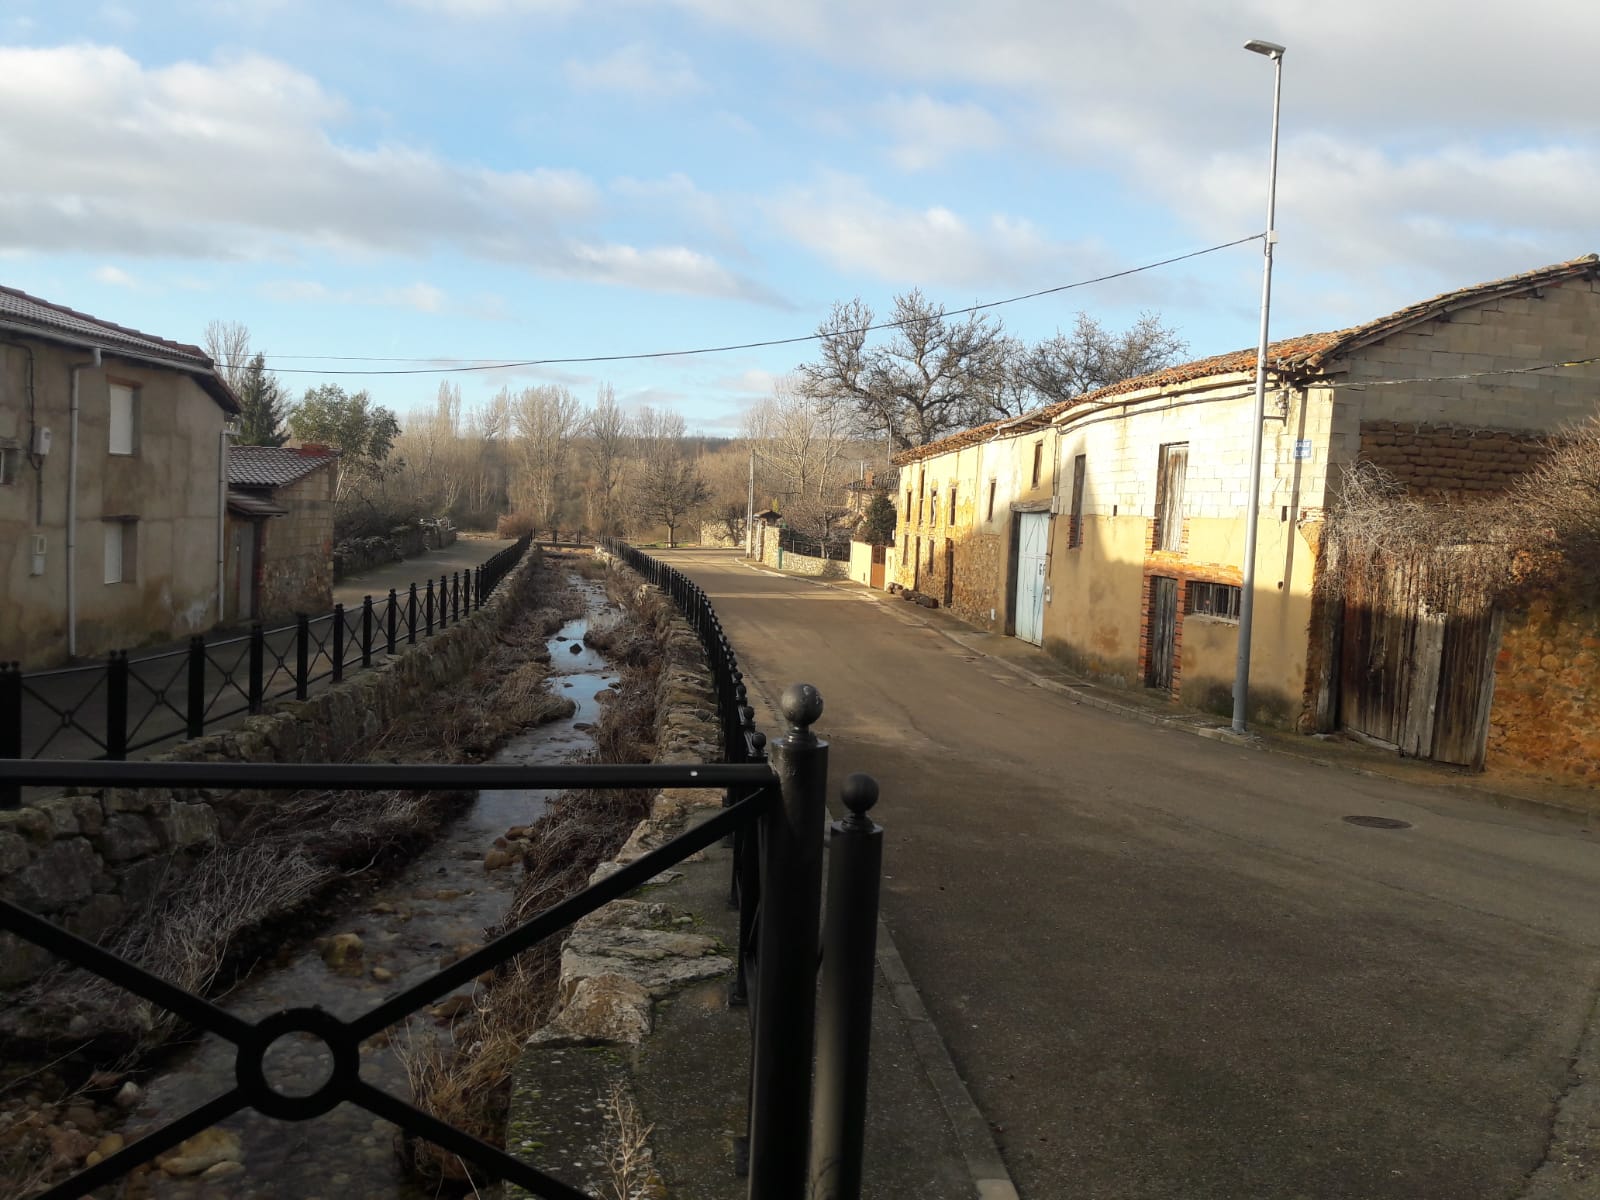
[893,253,1599,466]
[0,283,241,413]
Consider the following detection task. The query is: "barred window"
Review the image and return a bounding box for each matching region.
[1187,581,1241,621]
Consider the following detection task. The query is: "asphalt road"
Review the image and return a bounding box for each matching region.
[660,548,1600,1200]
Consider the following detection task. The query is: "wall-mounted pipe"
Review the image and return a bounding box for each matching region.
[67,347,103,658]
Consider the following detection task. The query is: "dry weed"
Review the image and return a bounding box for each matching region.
[603,1079,660,1200]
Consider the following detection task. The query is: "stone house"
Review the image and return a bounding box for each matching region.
[888,255,1600,774]
[226,444,340,622]
[0,285,239,667]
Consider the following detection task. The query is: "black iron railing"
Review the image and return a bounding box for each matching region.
[0,536,531,778]
[0,541,884,1200]
[777,528,850,562]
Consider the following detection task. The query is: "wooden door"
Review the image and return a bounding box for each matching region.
[869,544,886,589]
[1146,576,1178,690]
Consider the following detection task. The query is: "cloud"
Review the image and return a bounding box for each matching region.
[397,0,576,14]
[92,265,138,288]
[877,93,1005,171]
[259,279,448,312]
[564,43,704,97]
[768,174,1108,290]
[0,44,763,302]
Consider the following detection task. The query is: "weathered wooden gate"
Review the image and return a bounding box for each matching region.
[1338,554,1501,767]
[1146,576,1178,691]
[869,544,886,590]
[1014,513,1048,646]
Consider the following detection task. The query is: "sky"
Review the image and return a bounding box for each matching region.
[1,0,1596,435]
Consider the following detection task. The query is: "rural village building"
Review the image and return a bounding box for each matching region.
[890,255,1600,779]
[226,444,339,622]
[0,286,240,668]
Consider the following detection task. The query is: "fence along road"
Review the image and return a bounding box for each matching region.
[658,546,1600,1200]
[2,537,528,768]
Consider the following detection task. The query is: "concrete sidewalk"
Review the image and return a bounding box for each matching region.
[738,553,1599,830]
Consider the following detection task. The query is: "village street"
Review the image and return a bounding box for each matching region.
[660,547,1600,1200]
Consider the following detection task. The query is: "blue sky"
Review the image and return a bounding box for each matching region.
[2,0,1596,434]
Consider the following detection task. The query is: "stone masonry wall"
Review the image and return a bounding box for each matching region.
[758,536,847,579]
[1358,421,1552,499]
[258,469,336,620]
[0,544,539,988]
[1487,586,1600,786]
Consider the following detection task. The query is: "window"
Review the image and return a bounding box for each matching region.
[1031,441,1043,487]
[104,519,137,584]
[0,444,20,486]
[905,489,912,520]
[948,486,957,525]
[927,540,935,570]
[1188,581,1241,621]
[930,490,939,525]
[986,479,997,522]
[1068,454,1086,549]
[108,383,138,455]
[1154,442,1188,552]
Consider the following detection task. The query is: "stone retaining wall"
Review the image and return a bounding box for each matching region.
[0,544,539,989]
[757,536,847,579]
[333,522,458,580]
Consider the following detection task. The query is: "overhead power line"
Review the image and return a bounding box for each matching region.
[257,234,1264,376]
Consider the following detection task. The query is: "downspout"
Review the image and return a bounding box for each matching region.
[67,348,102,657]
[217,422,232,624]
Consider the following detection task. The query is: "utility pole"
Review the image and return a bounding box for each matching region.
[746,444,756,558]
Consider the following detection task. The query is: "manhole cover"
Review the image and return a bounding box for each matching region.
[1342,815,1412,830]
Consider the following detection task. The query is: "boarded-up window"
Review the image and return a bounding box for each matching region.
[108,384,137,455]
[1031,441,1043,487]
[949,486,957,525]
[1068,454,1086,549]
[1154,443,1188,552]
[104,519,137,584]
[905,489,912,519]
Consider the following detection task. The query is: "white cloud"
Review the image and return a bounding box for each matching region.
[877,93,1005,171]
[768,175,1107,290]
[0,44,765,302]
[92,265,137,288]
[398,0,576,14]
[259,279,447,312]
[564,43,704,97]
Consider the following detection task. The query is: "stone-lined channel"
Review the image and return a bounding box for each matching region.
[126,574,620,1199]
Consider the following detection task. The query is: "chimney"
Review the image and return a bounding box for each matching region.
[297,442,330,456]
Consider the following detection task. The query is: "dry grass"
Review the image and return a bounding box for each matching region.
[604,1079,661,1200]
[1320,412,1600,609]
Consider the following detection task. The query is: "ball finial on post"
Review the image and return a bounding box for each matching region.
[839,773,879,831]
[780,682,824,741]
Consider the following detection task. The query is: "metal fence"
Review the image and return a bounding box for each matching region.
[0,536,531,775]
[0,540,884,1200]
[777,527,851,562]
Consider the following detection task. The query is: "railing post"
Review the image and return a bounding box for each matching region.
[460,570,470,617]
[295,613,310,700]
[809,774,883,1200]
[747,683,828,1200]
[186,636,206,738]
[2,662,22,804]
[247,624,265,714]
[438,575,448,628]
[452,571,461,621]
[408,583,418,644]
[332,605,346,683]
[386,589,398,653]
[361,595,374,667]
[106,651,129,760]
[425,579,435,637]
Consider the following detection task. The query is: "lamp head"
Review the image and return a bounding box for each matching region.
[1244,38,1286,59]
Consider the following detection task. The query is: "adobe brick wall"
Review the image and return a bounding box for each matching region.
[1487,587,1600,785]
[1358,421,1551,498]
[0,544,540,989]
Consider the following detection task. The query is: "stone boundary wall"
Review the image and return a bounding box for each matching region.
[0,544,540,988]
[333,522,458,580]
[1488,586,1600,787]
[758,536,847,579]
[523,553,732,1049]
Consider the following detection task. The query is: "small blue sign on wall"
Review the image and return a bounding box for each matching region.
[1293,439,1314,461]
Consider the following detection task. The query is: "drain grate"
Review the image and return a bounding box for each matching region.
[1343,814,1413,830]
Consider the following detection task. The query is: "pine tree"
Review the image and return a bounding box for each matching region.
[861,490,897,545]
[235,353,289,447]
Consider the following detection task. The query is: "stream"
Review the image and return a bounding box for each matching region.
[126,573,621,1199]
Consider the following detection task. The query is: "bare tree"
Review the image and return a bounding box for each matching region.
[584,383,628,535]
[799,290,1008,451]
[508,385,582,532]
[1022,311,1188,406]
[203,320,254,394]
[625,405,708,545]
[744,377,855,537]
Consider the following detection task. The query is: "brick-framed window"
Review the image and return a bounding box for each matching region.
[1068,454,1086,549]
[1153,442,1188,552]
[1187,581,1241,621]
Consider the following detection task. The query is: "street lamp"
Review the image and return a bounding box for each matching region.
[1232,37,1285,734]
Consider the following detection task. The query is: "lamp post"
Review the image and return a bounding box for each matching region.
[1231,37,1285,734]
